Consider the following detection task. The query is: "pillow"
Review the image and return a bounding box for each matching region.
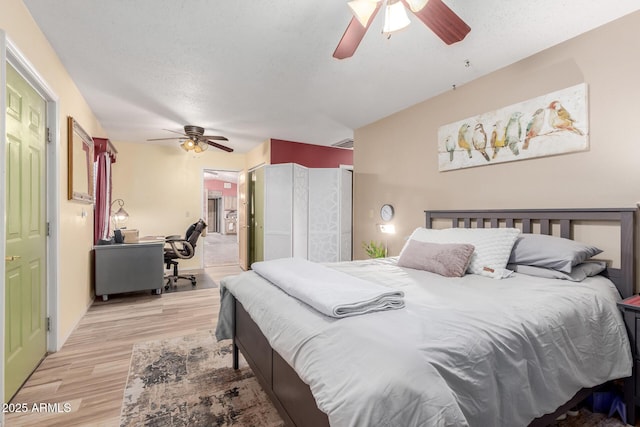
[508,234,602,273]
[507,261,607,282]
[397,240,475,277]
[400,227,521,279]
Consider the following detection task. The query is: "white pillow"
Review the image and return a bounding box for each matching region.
[400,227,521,279]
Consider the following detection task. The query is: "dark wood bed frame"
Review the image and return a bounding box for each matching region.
[232,208,636,427]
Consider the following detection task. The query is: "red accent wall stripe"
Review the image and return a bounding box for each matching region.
[270,139,353,168]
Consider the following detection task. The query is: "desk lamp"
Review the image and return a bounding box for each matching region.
[111,199,129,230]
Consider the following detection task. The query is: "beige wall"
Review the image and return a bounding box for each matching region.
[354,12,640,259]
[246,139,271,170]
[110,141,246,269]
[2,0,107,344]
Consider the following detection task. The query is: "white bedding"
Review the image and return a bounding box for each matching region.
[216,258,632,427]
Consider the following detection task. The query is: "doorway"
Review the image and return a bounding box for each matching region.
[202,170,239,266]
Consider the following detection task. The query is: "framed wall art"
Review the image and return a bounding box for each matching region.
[438,83,588,171]
[67,116,95,202]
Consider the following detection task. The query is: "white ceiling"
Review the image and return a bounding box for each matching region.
[23,0,640,153]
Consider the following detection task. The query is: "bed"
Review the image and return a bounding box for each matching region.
[216,208,636,426]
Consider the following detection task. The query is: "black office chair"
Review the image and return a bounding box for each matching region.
[164,219,207,290]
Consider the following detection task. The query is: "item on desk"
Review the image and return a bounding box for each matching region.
[114,229,124,244]
[122,229,139,243]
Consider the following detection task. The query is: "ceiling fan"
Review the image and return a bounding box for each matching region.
[333,0,470,60]
[147,125,234,153]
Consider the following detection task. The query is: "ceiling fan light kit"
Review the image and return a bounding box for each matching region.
[405,0,429,13]
[180,139,196,151]
[382,1,411,35]
[348,0,379,27]
[334,0,470,59]
[148,125,233,153]
[180,138,209,153]
[194,140,209,153]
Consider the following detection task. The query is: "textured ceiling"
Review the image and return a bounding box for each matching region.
[23,0,640,153]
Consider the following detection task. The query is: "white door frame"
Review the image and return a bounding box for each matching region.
[1,30,61,407]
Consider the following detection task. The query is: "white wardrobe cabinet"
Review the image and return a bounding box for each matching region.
[263,163,309,260]
[308,168,352,262]
[259,163,352,263]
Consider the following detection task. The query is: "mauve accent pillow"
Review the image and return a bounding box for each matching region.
[397,240,475,277]
[508,234,603,273]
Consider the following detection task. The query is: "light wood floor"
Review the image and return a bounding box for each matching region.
[6,265,242,427]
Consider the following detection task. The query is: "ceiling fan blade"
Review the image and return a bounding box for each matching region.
[206,140,234,153]
[201,135,229,141]
[333,4,381,60]
[402,0,470,45]
[162,128,188,136]
[147,137,186,141]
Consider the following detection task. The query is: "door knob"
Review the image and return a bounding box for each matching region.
[5,255,21,262]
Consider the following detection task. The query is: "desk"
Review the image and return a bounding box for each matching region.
[94,242,164,301]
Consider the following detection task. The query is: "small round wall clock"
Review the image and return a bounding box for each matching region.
[380,204,394,222]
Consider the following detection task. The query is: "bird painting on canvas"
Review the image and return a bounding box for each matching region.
[505,112,523,156]
[444,135,456,162]
[548,101,584,135]
[437,84,587,172]
[490,120,507,159]
[472,123,490,161]
[523,108,545,150]
[458,123,473,158]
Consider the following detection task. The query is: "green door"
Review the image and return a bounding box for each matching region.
[248,167,264,264]
[4,63,47,401]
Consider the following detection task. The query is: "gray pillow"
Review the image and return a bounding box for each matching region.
[508,234,602,273]
[397,240,475,277]
[507,261,607,282]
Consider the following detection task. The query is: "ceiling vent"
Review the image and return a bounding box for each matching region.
[332,138,354,149]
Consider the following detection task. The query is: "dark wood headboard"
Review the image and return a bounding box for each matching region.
[424,208,636,298]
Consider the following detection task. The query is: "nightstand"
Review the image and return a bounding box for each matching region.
[617,295,640,425]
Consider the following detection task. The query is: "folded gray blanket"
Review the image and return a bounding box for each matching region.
[251,257,405,318]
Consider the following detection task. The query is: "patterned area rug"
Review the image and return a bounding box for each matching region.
[120,331,284,426]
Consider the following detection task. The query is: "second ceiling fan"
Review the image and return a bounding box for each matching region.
[333,0,470,59]
[147,125,233,153]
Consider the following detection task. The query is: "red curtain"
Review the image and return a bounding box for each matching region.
[93,138,117,244]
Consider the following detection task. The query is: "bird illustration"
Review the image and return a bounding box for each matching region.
[505,112,523,156]
[490,120,506,159]
[523,108,545,150]
[458,123,473,158]
[472,123,490,161]
[444,135,455,162]
[548,101,584,135]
